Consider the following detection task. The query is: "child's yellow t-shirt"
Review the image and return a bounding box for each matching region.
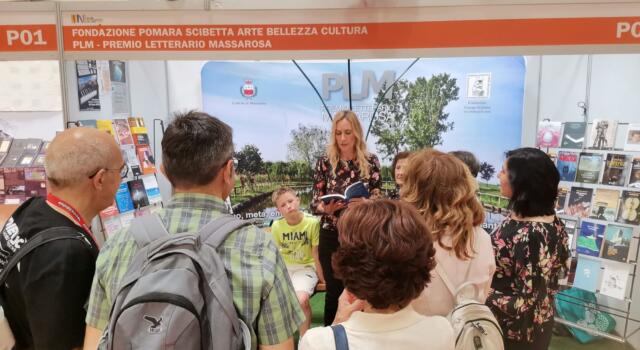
[271,213,320,266]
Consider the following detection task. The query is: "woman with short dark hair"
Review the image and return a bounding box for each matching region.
[486,147,570,350]
[299,200,454,350]
[388,151,411,199]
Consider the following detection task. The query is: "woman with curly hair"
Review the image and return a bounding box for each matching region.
[311,110,382,325]
[487,148,569,350]
[401,149,495,316]
[299,200,454,350]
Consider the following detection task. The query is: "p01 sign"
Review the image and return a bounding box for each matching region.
[0,25,57,52]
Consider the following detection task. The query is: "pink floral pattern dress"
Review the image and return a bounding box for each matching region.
[311,154,381,230]
[486,215,570,343]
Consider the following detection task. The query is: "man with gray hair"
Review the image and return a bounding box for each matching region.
[0,127,124,350]
[84,110,304,350]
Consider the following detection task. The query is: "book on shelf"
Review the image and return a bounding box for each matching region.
[141,174,162,205]
[575,152,604,184]
[560,217,578,256]
[24,168,46,198]
[547,150,557,164]
[33,154,45,166]
[320,181,370,204]
[566,187,593,218]
[0,138,12,165]
[537,120,562,148]
[601,153,630,186]
[557,151,579,182]
[561,122,587,149]
[617,190,640,225]
[629,157,640,189]
[3,168,26,204]
[556,186,569,214]
[601,224,633,263]
[573,255,602,293]
[576,220,605,257]
[115,182,135,213]
[127,179,150,209]
[624,123,640,151]
[136,145,156,175]
[128,117,148,134]
[77,119,98,128]
[96,119,115,136]
[133,133,149,146]
[588,119,617,150]
[121,145,142,177]
[599,260,631,300]
[589,188,620,222]
[113,118,134,145]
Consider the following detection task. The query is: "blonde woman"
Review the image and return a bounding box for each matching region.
[311,110,381,325]
[402,149,495,316]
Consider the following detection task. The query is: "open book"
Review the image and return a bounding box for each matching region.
[320,181,369,204]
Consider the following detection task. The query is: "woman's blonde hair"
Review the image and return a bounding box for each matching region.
[401,149,485,259]
[327,110,370,178]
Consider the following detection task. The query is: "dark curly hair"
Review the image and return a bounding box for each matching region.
[333,199,436,309]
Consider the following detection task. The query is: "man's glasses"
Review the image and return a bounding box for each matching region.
[88,163,129,180]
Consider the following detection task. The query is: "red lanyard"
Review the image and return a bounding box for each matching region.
[46,193,98,248]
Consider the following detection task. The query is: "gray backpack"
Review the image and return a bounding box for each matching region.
[435,260,504,350]
[98,214,252,350]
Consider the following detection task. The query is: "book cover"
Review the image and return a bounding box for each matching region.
[561,217,578,256]
[629,158,640,188]
[133,133,150,146]
[2,139,28,167]
[17,155,35,167]
[99,201,119,221]
[589,188,620,221]
[113,119,134,145]
[599,261,631,300]
[576,221,605,257]
[141,174,162,205]
[127,179,150,209]
[561,122,587,149]
[617,190,640,225]
[601,153,630,186]
[120,145,142,178]
[556,151,579,182]
[4,168,26,204]
[575,152,603,183]
[624,123,640,151]
[33,154,46,166]
[320,181,370,204]
[601,224,633,263]
[96,120,115,136]
[136,145,156,175]
[547,150,557,165]
[573,255,602,292]
[77,119,98,128]
[560,257,578,286]
[128,117,148,134]
[24,168,46,198]
[0,138,13,153]
[566,187,594,218]
[588,120,617,150]
[115,182,135,213]
[536,120,562,148]
[556,186,569,214]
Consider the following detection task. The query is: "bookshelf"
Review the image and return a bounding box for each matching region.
[539,120,640,344]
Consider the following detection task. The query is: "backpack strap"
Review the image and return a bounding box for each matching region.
[331,324,349,350]
[434,257,474,299]
[129,214,170,248]
[0,226,94,285]
[198,215,250,249]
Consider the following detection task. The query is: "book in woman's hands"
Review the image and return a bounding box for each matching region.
[320,181,369,204]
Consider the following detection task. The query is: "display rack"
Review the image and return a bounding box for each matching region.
[539,120,640,343]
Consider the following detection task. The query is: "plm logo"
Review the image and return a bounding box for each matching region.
[240,80,257,99]
[70,14,103,24]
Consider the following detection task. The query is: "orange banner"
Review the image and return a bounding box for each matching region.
[0,25,57,52]
[62,17,640,52]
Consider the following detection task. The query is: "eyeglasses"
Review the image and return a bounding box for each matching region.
[88,163,129,180]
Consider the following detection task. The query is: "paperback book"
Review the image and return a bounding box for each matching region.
[588,120,617,150]
[573,255,602,292]
[560,217,578,256]
[4,168,26,204]
[537,120,562,148]
[624,123,640,151]
[561,122,587,149]
[629,158,640,188]
[576,221,605,257]
[589,188,620,221]
[133,133,149,146]
[575,152,604,183]
[24,168,46,198]
[141,174,162,205]
[115,182,135,213]
[599,261,631,300]
[556,151,579,182]
[601,153,630,186]
[136,145,156,175]
[556,186,569,214]
[320,181,370,204]
[121,145,142,177]
[96,119,115,136]
[566,187,594,218]
[617,190,640,225]
[127,179,150,209]
[601,224,633,263]
[113,118,134,145]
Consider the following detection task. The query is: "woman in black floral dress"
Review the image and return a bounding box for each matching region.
[311,110,381,325]
[486,147,570,350]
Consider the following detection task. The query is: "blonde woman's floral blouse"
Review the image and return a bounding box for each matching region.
[311,154,381,231]
[486,215,570,343]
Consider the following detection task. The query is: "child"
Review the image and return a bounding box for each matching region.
[271,187,324,336]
